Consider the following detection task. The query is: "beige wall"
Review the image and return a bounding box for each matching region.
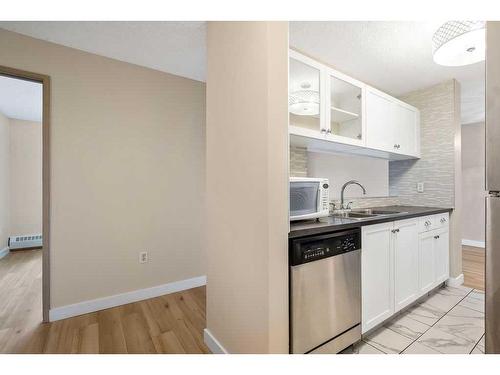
[206,22,289,353]
[0,29,206,308]
[0,111,9,249]
[9,119,42,236]
[462,122,486,243]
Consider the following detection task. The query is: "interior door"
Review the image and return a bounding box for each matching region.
[362,222,394,333]
[394,219,419,312]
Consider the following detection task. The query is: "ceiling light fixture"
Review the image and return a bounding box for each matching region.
[432,21,485,66]
[289,82,320,116]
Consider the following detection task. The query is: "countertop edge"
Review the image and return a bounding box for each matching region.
[288,206,453,239]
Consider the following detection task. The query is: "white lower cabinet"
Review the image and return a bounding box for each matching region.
[394,219,419,312]
[418,231,436,294]
[362,213,449,334]
[361,222,394,333]
[434,229,450,284]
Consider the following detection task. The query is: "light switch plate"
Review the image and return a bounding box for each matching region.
[417,182,424,193]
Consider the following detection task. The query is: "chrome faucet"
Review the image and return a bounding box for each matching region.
[340,180,367,209]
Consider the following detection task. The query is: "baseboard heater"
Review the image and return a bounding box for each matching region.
[8,234,42,249]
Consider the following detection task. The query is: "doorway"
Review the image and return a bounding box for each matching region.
[0,66,50,336]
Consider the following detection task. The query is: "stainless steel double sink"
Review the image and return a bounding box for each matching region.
[332,208,408,221]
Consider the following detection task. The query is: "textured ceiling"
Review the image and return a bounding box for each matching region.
[0,75,42,122]
[0,21,206,82]
[290,21,485,124]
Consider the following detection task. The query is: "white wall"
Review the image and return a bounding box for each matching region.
[0,111,9,250]
[9,119,42,236]
[307,151,389,199]
[0,28,206,309]
[462,122,485,245]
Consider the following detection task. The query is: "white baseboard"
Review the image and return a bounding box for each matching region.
[462,239,485,248]
[446,274,465,287]
[49,275,207,322]
[203,328,228,354]
[0,247,9,259]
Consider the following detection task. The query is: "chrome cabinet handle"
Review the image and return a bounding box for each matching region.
[392,228,400,233]
[434,235,440,239]
[326,129,332,134]
[394,144,398,148]
[321,129,327,134]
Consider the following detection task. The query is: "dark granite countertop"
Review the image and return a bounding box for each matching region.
[289,205,453,238]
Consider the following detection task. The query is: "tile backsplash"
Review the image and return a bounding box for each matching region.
[290,146,308,177]
[329,196,401,211]
[390,80,457,208]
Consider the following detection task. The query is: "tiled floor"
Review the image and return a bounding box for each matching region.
[345,285,485,354]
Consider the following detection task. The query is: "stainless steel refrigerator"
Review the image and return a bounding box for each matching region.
[486,20,500,354]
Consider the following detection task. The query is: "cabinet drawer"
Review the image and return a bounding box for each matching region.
[418,216,435,233]
[434,213,449,230]
[418,213,449,233]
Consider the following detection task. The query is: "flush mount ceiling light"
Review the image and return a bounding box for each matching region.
[432,21,486,66]
[289,82,320,116]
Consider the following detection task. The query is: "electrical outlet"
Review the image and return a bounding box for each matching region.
[139,251,148,264]
[417,182,425,193]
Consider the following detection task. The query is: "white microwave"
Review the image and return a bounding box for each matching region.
[289,177,330,221]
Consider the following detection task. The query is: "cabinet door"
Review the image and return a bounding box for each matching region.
[393,102,418,156]
[365,88,394,152]
[418,231,436,294]
[362,222,394,333]
[289,51,326,138]
[326,70,365,146]
[434,230,450,284]
[394,219,419,312]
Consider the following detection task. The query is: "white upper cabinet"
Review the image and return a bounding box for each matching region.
[365,88,393,152]
[289,50,420,160]
[392,101,420,157]
[289,51,326,139]
[365,86,420,158]
[326,69,365,146]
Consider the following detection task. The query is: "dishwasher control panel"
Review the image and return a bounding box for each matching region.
[289,228,361,266]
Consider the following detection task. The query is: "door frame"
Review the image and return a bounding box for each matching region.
[0,65,51,322]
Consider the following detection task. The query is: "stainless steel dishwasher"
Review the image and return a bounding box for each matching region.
[290,228,361,354]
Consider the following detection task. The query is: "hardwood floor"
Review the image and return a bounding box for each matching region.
[0,249,210,354]
[463,245,485,291]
